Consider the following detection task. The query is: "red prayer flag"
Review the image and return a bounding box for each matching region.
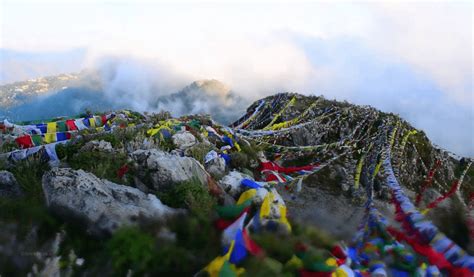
[242,229,263,256]
[415,160,441,206]
[66,120,78,131]
[101,115,107,125]
[15,135,34,149]
[117,164,129,179]
[426,180,459,210]
[387,226,452,270]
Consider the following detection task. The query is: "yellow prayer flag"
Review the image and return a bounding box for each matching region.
[44,133,56,143]
[279,204,292,231]
[237,189,257,205]
[89,118,96,128]
[354,156,364,189]
[147,128,159,137]
[230,264,245,276]
[333,268,350,277]
[260,192,274,219]
[47,122,57,133]
[372,160,382,178]
[204,241,235,277]
[286,255,303,269]
[234,142,241,152]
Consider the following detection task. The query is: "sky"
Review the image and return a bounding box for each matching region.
[0,0,473,156]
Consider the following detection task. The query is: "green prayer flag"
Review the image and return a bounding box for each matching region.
[31,135,43,146]
[57,121,67,132]
[216,200,252,219]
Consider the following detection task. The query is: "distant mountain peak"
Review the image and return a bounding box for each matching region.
[191,79,231,97]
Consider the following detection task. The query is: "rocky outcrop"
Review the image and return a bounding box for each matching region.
[42,168,177,236]
[130,149,208,191]
[0,171,22,198]
[172,131,196,150]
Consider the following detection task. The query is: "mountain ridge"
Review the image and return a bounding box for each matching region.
[0,81,473,275]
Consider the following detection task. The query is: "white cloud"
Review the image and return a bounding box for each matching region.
[366,2,473,105]
[1,1,472,155]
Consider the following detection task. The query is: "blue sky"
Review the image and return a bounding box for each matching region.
[1,0,473,156]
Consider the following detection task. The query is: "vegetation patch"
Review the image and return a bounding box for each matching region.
[67,151,129,184]
[157,178,216,217]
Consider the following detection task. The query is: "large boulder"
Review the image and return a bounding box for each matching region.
[42,168,177,236]
[172,131,197,150]
[130,149,208,191]
[0,170,22,198]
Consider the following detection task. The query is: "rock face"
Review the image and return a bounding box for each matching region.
[130,149,208,191]
[42,168,176,236]
[172,131,196,150]
[277,184,394,239]
[0,171,22,198]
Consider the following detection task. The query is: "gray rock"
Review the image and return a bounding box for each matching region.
[277,184,394,240]
[205,156,226,180]
[80,140,114,153]
[42,168,176,236]
[125,134,161,153]
[130,149,208,191]
[0,170,22,198]
[218,170,253,198]
[172,131,197,150]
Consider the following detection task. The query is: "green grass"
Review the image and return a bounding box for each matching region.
[107,227,156,276]
[67,151,129,184]
[187,143,214,164]
[10,159,50,203]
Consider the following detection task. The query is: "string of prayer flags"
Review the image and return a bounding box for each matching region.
[263,96,296,130]
[233,100,265,129]
[421,161,472,214]
[382,148,474,272]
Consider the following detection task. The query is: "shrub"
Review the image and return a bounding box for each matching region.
[148,111,172,124]
[242,256,292,277]
[56,141,84,161]
[68,151,129,184]
[0,198,59,241]
[252,233,296,263]
[241,142,263,162]
[91,132,120,148]
[292,222,336,250]
[107,227,156,276]
[106,217,221,276]
[157,137,176,152]
[158,178,216,216]
[165,215,221,273]
[187,143,214,164]
[229,151,249,169]
[10,159,50,203]
[0,141,17,152]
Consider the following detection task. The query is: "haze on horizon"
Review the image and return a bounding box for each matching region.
[1,0,473,157]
